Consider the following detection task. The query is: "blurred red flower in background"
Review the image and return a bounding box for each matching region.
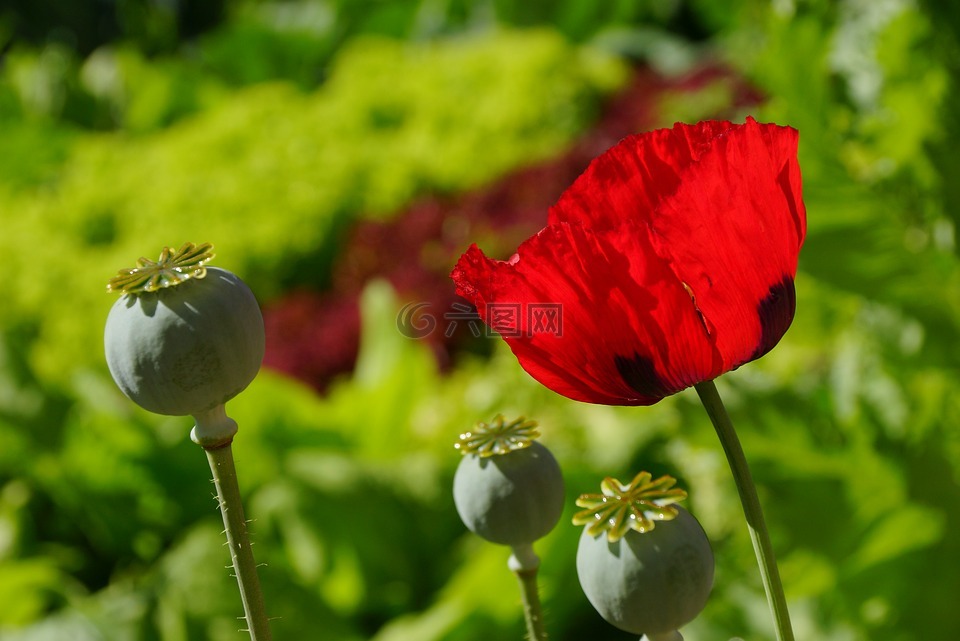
[452,117,806,405]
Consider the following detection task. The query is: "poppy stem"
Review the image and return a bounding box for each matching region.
[509,544,549,641]
[203,440,273,641]
[694,380,794,641]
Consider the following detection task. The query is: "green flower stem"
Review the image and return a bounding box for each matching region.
[694,380,794,641]
[204,440,273,641]
[508,544,548,641]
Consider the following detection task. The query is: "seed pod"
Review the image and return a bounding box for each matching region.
[104,244,264,419]
[573,474,713,636]
[453,416,564,547]
[577,506,714,635]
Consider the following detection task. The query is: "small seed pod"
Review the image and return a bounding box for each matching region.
[453,416,564,547]
[104,243,264,424]
[573,473,713,637]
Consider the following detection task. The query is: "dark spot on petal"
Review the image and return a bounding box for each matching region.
[615,352,672,399]
[750,276,796,361]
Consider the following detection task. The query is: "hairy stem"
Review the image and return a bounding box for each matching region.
[695,380,794,641]
[205,441,273,640]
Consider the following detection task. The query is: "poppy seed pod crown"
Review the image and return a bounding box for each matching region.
[104,244,265,420]
[452,416,565,547]
[573,474,713,635]
[576,506,714,635]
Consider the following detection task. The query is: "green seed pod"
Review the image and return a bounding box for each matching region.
[453,416,564,547]
[104,244,264,420]
[573,473,713,636]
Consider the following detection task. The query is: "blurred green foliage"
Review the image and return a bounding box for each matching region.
[1,0,960,640]
[0,28,624,386]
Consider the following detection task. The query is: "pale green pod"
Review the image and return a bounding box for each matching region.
[453,441,564,547]
[104,266,265,417]
[576,506,714,635]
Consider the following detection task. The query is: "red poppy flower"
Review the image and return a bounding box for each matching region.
[451,118,805,405]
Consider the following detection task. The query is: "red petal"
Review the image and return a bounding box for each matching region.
[549,118,805,367]
[452,222,724,405]
[549,120,737,230]
[648,118,805,366]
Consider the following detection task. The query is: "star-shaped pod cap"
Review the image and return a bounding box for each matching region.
[454,414,540,457]
[573,472,687,542]
[107,242,215,294]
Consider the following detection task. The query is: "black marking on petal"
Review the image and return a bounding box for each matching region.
[615,352,672,399]
[750,275,796,361]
